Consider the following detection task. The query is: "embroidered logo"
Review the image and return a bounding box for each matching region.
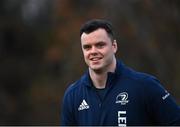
[162,90,170,100]
[116,92,129,105]
[78,99,89,111]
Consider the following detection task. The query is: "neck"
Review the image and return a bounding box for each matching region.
[89,58,116,89]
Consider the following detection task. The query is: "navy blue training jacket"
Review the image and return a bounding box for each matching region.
[61,60,180,126]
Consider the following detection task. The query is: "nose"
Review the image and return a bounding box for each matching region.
[90,46,98,55]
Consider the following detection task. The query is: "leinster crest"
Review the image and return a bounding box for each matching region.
[116,92,129,105]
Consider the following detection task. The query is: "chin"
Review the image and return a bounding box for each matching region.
[90,65,103,71]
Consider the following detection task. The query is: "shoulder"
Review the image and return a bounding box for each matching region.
[121,62,156,82]
[63,73,87,98]
[119,63,171,105]
[120,62,165,91]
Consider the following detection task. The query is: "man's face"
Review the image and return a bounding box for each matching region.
[81,28,117,72]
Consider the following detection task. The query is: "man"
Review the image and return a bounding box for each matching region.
[61,19,180,126]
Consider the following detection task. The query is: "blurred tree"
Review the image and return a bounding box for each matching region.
[0,0,54,125]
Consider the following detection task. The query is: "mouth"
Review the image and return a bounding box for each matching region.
[89,57,102,62]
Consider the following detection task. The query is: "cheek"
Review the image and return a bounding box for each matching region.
[103,49,114,59]
[83,52,89,59]
[102,48,113,55]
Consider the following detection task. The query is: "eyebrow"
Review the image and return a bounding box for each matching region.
[82,41,106,48]
[95,41,106,45]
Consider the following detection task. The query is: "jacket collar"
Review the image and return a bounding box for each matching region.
[82,60,123,88]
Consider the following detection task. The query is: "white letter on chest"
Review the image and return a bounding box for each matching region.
[118,111,126,127]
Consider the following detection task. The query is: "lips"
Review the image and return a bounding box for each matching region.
[90,57,102,61]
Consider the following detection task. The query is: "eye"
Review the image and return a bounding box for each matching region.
[83,45,91,50]
[96,42,106,48]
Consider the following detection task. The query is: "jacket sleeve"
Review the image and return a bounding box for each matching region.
[60,85,76,126]
[145,77,180,125]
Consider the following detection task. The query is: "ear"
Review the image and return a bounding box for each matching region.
[112,40,118,53]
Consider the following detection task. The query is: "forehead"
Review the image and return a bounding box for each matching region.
[81,28,111,44]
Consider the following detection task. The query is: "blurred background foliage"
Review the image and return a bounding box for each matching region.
[0,0,179,125]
